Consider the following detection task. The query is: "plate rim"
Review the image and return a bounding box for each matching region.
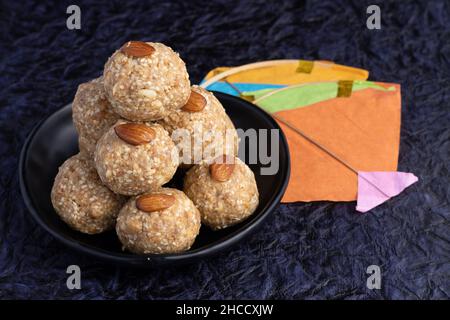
[19,91,291,267]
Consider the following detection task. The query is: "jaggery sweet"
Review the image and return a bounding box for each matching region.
[103,41,190,121]
[159,85,238,166]
[51,153,125,234]
[183,155,259,230]
[116,188,201,254]
[72,77,120,156]
[94,120,179,196]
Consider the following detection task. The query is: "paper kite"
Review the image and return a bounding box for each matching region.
[201,62,418,212]
[201,59,369,95]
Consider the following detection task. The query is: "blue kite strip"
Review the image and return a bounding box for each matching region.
[200,81,285,96]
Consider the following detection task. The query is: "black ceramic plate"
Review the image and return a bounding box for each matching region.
[19,92,290,267]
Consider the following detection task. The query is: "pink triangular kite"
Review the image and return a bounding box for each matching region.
[356,171,418,213]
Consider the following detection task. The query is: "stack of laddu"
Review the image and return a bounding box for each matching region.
[51,41,259,254]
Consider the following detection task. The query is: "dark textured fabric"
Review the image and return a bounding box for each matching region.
[0,0,449,300]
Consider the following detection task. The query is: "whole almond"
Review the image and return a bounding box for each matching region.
[120,41,155,58]
[114,123,156,146]
[209,155,235,182]
[136,194,176,213]
[181,91,207,112]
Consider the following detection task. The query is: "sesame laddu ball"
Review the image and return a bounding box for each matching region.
[116,188,201,254]
[51,153,126,234]
[159,85,239,166]
[72,77,120,156]
[94,120,179,196]
[103,41,191,121]
[183,155,259,230]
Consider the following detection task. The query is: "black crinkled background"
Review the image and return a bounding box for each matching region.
[0,0,449,299]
